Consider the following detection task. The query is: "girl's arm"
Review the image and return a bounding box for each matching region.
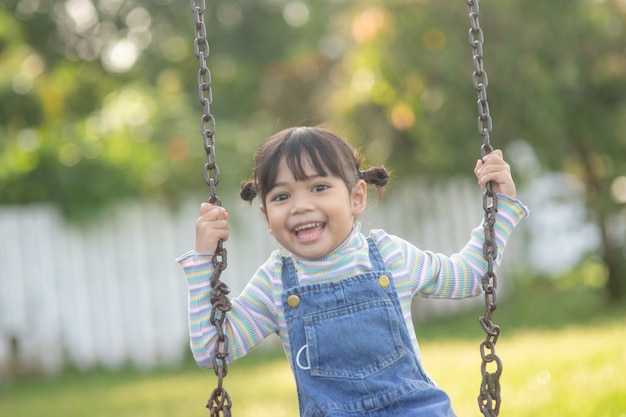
[177,251,279,368]
[396,194,528,299]
[405,149,526,298]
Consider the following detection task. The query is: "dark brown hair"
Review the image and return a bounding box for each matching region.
[240,126,389,204]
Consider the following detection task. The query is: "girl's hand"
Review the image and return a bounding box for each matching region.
[195,203,229,254]
[474,150,517,200]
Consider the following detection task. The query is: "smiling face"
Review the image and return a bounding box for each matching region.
[261,156,367,259]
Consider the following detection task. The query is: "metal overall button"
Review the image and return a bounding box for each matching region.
[378,275,390,288]
[288,294,301,308]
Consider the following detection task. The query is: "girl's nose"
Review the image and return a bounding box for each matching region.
[290,193,313,214]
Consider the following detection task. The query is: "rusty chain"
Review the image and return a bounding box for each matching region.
[466,1,502,416]
[190,1,233,416]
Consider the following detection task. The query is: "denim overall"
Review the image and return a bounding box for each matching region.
[281,238,457,417]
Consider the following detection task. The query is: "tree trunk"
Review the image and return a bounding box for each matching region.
[601,222,625,304]
[574,139,624,304]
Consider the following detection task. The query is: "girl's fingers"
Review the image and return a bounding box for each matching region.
[198,203,228,220]
[473,149,516,198]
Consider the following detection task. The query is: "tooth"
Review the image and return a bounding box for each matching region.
[295,222,319,231]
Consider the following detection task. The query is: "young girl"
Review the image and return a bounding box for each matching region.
[178,126,528,416]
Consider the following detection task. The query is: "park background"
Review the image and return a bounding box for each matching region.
[1,0,625,416]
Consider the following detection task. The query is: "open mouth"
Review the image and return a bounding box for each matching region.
[293,222,325,241]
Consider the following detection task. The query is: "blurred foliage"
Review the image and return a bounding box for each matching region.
[0,0,624,298]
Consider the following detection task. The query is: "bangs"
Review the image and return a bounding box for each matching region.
[256,127,358,201]
[285,135,339,181]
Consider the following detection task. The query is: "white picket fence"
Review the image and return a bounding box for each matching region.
[0,179,522,379]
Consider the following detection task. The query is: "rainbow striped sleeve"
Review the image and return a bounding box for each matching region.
[378,194,528,300]
[177,251,279,369]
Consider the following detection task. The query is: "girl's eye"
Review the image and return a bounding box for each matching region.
[312,184,329,193]
[271,193,289,202]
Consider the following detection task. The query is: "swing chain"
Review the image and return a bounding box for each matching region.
[191,1,232,416]
[466,0,502,416]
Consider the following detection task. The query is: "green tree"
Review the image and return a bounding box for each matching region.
[0,1,194,220]
[0,0,347,219]
[494,0,626,303]
[312,0,626,302]
[1,0,624,301]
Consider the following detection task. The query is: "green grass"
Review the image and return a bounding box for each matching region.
[1,279,625,417]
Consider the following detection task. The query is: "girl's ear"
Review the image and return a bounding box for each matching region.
[259,204,273,234]
[351,179,367,217]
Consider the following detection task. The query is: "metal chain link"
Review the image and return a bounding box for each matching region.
[190,1,233,415]
[465,1,502,416]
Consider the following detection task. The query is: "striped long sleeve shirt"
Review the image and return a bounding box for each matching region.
[177,194,528,370]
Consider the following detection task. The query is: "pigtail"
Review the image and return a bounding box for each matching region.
[240,180,258,203]
[360,166,389,188]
